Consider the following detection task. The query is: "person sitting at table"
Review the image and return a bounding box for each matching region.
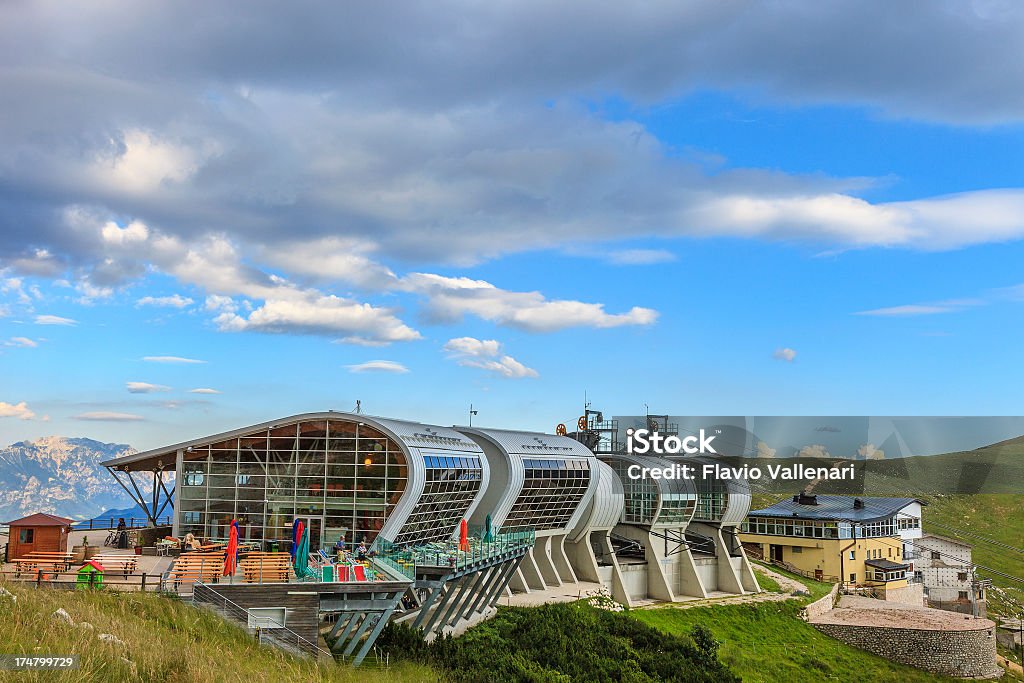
[182,532,200,551]
[356,541,367,560]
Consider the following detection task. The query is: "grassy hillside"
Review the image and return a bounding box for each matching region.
[633,599,957,682]
[730,434,1024,496]
[0,580,438,683]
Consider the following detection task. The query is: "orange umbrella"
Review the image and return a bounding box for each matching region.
[224,520,239,576]
[459,519,470,552]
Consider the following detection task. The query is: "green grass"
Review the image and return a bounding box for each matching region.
[632,600,959,683]
[0,580,439,683]
[751,571,782,593]
[750,560,834,602]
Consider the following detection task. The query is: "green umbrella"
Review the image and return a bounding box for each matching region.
[483,513,493,543]
[294,526,313,579]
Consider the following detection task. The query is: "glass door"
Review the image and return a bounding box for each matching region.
[297,516,324,552]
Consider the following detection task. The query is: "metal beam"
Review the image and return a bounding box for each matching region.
[437,574,478,632]
[342,613,377,658]
[466,565,505,618]
[411,581,446,630]
[451,566,494,626]
[420,582,459,635]
[107,468,146,510]
[327,613,354,644]
[483,558,524,610]
[352,606,396,667]
[125,470,156,525]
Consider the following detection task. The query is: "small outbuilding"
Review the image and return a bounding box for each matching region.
[76,560,105,590]
[4,512,74,561]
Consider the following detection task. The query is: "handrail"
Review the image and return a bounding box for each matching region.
[192,581,332,659]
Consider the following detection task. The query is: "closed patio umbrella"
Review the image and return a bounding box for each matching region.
[290,518,301,561]
[483,513,493,543]
[224,520,239,577]
[294,524,312,579]
[459,519,470,552]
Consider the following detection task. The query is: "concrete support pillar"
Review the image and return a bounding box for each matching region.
[550,534,578,585]
[508,567,530,593]
[518,549,547,590]
[534,535,562,587]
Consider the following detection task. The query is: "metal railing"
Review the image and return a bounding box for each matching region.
[374,528,535,579]
[192,582,332,659]
[72,517,172,530]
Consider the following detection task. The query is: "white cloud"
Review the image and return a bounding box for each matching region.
[100,219,150,245]
[0,401,36,420]
[443,336,538,379]
[137,294,194,308]
[74,411,145,422]
[189,388,222,394]
[126,381,172,394]
[35,314,77,326]
[214,292,421,344]
[406,273,657,332]
[346,360,410,374]
[4,336,39,348]
[756,441,777,459]
[772,347,797,362]
[857,443,885,460]
[142,355,206,364]
[797,444,830,459]
[857,304,955,316]
[604,248,677,265]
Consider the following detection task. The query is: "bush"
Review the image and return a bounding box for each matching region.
[378,603,739,683]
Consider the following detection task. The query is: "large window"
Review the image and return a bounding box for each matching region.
[176,418,408,547]
[393,454,484,545]
[501,458,591,532]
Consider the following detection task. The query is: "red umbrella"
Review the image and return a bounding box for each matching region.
[224,520,239,577]
[459,519,470,552]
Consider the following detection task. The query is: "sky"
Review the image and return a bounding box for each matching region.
[3,1,1024,450]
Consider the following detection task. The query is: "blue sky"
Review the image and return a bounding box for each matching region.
[3,2,1024,449]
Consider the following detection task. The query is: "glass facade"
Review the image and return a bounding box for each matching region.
[694,477,728,522]
[501,457,591,533]
[177,418,408,549]
[606,456,696,527]
[742,516,919,540]
[392,454,483,546]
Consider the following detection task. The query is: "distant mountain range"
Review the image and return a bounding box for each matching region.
[0,436,138,522]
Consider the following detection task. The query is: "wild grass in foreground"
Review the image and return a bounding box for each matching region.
[0,580,439,683]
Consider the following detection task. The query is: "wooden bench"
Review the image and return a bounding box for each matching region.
[91,555,139,577]
[11,558,70,576]
[167,553,225,588]
[239,553,293,583]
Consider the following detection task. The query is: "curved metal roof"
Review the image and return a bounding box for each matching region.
[567,460,624,540]
[100,411,479,471]
[456,426,595,459]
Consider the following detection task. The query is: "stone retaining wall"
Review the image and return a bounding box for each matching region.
[812,622,1002,679]
[802,583,839,621]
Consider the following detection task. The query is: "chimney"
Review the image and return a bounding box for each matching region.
[797,493,818,506]
[853,498,865,510]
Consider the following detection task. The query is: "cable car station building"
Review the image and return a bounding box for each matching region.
[101,410,760,661]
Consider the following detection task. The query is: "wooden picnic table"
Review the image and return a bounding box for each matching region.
[91,555,139,577]
[11,558,71,575]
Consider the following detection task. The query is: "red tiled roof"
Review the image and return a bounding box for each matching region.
[4,512,75,526]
